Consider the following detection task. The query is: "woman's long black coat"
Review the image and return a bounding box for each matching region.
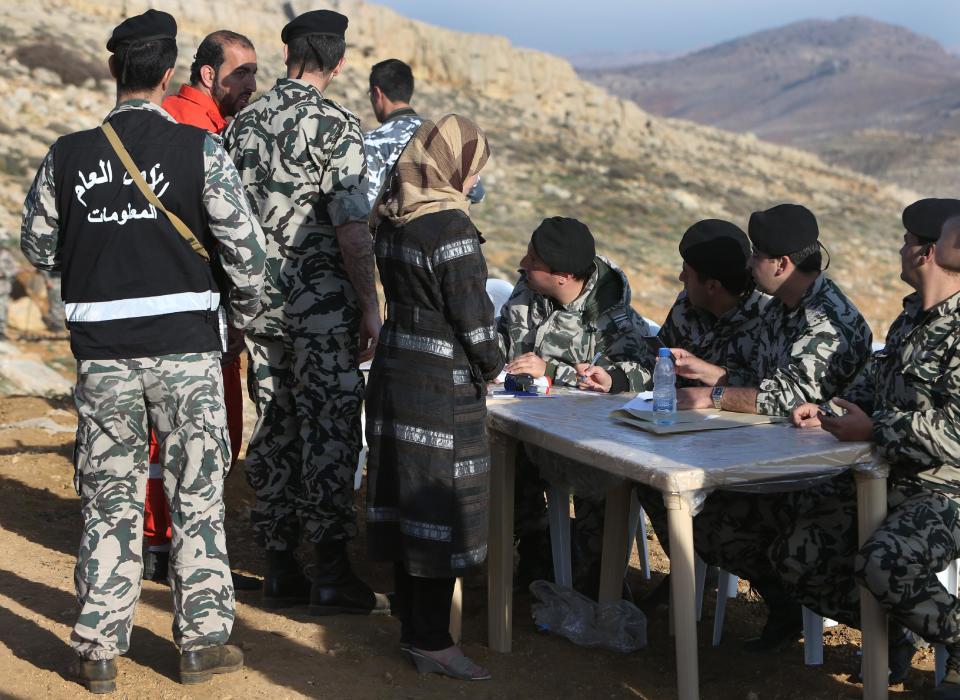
[365,209,504,578]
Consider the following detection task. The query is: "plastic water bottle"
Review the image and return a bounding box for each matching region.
[652,348,676,425]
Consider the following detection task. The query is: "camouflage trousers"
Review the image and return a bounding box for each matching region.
[244,332,363,551]
[515,445,608,582]
[71,353,233,660]
[773,474,960,644]
[637,485,794,606]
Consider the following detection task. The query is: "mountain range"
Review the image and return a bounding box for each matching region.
[579,16,960,195]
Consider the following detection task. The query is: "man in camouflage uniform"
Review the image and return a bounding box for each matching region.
[19,10,265,692]
[781,199,960,694]
[363,58,485,208]
[497,217,651,595]
[663,205,872,649]
[580,219,775,608]
[223,9,388,615]
[0,246,19,340]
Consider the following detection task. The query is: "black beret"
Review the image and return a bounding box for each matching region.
[902,198,960,242]
[748,203,819,257]
[531,217,596,274]
[106,10,176,53]
[679,219,749,279]
[282,10,348,43]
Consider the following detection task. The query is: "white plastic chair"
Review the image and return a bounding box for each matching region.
[547,487,739,647]
[486,278,515,321]
[802,559,960,672]
[935,559,960,686]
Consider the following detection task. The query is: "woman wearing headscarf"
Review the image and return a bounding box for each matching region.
[365,114,503,680]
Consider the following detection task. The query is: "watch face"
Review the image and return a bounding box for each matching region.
[711,386,723,408]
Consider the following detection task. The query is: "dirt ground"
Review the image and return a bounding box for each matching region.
[0,338,940,699]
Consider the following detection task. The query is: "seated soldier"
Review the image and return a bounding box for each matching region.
[588,205,872,649]
[785,199,960,693]
[580,219,775,619]
[497,216,651,595]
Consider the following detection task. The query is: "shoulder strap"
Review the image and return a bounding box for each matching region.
[100,121,210,261]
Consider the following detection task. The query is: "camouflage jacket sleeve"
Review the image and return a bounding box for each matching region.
[363,135,392,207]
[872,379,960,473]
[320,116,371,227]
[839,355,877,413]
[496,281,530,364]
[20,145,61,271]
[871,302,960,474]
[202,134,266,329]
[754,310,863,416]
[597,310,655,392]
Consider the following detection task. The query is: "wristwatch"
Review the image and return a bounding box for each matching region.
[711,385,725,410]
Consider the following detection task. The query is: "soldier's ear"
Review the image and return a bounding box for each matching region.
[199,64,216,90]
[330,55,346,78]
[160,66,175,94]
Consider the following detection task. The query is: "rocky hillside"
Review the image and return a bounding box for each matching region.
[579,17,960,196]
[0,0,922,336]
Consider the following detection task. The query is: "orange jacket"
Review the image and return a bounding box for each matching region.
[162,84,227,134]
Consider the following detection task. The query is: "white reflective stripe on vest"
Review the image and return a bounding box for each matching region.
[65,291,220,323]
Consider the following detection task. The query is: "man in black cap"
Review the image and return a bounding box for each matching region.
[658,204,872,650]
[580,219,781,611]
[779,198,960,693]
[20,9,266,692]
[498,216,652,595]
[579,218,770,393]
[223,9,389,616]
[672,204,872,417]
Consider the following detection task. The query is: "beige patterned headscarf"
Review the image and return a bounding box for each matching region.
[370,113,490,230]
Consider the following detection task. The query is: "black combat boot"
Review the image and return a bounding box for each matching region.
[70,657,117,694]
[887,624,919,685]
[142,547,169,584]
[517,530,554,591]
[308,541,391,616]
[262,549,311,609]
[741,580,802,652]
[179,644,244,685]
[935,642,960,699]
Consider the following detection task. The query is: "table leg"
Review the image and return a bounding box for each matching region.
[856,471,889,700]
[599,480,632,603]
[487,430,517,653]
[665,492,699,700]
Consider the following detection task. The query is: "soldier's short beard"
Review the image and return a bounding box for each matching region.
[211,71,240,118]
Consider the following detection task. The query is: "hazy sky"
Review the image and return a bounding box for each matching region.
[372,0,960,55]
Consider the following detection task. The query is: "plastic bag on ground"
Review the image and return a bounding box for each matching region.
[529,579,647,653]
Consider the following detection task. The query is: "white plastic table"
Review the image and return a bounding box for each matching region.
[485,392,890,700]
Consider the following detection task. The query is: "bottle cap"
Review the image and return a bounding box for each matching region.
[658,347,671,358]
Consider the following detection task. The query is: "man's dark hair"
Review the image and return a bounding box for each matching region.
[189,30,254,85]
[113,38,177,93]
[286,34,345,74]
[369,59,414,102]
[788,243,822,274]
[690,265,752,296]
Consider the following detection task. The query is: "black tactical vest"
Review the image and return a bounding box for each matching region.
[53,108,221,360]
